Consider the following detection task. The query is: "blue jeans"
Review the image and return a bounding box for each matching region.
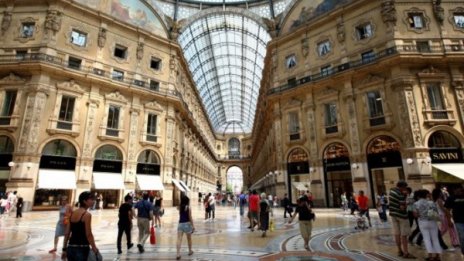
[455,222,464,254]
[67,246,90,261]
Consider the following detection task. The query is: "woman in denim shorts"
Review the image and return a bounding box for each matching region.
[176,194,195,260]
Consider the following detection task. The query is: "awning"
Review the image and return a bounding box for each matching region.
[432,163,464,181]
[137,175,164,191]
[292,182,311,191]
[38,169,76,189]
[93,172,125,189]
[172,179,185,192]
[178,180,190,192]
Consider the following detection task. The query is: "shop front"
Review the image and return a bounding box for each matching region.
[92,145,125,208]
[0,136,13,196]
[323,143,352,208]
[367,136,404,206]
[429,131,464,191]
[136,150,164,194]
[287,148,310,204]
[35,139,77,209]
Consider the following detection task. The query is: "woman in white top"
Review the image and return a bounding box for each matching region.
[413,189,442,261]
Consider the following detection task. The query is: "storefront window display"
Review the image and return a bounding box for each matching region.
[323,143,352,208]
[287,148,310,203]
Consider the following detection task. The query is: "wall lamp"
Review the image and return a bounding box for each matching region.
[422,156,432,165]
[351,163,359,170]
[406,158,414,165]
[8,161,15,167]
[26,163,32,170]
[309,167,316,173]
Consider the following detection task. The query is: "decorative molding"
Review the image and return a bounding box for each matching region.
[64,23,91,52]
[0,72,26,84]
[352,19,376,45]
[56,79,85,94]
[105,91,128,104]
[381,0,397,31]
[448,7,464,33]
[358,74,384,88]
[97,27,106,48]
[144,100,163,112]
[1,11,12,35]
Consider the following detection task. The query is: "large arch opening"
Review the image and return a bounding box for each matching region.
[226,166,243,195]
[36,139,77,208]
[428,130,464,189]
[0,136,14,195]
[136,150,164,193]
[286,147,310,204]
[92,144,125,209]
[366,136,403,207]
[323,142,352,208]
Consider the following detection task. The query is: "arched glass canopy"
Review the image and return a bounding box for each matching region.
[178,13,271,134]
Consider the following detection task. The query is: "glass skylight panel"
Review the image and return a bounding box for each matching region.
[178,13,270,134]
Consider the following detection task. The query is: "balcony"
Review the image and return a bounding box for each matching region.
[424,109,456,126]
[46,118,79,136]
[325,125,338,134]
[139,131,162,148]
[217,154,251,161]
[369,115,386,126]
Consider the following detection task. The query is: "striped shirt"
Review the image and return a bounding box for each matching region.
[389,187,408,219]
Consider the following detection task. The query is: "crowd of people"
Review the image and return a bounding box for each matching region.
[0,191,22,218]
[6,180,463,260]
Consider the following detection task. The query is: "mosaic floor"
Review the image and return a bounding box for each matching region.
[0,205,462,261]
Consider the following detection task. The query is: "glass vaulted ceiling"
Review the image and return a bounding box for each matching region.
[178,13,271,134]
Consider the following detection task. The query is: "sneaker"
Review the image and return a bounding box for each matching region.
[128,243,134,250]
[118,249,122,255]
[446,247,455,252]
[137,244,144,253]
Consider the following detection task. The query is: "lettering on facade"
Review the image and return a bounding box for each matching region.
[432,152,459,161]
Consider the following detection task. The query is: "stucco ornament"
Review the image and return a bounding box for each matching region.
[44,10,62,35]
[97,28,106,48]
[381,0,397,29]
[1,11,12,35]
[336,18,345,43]
[301,37,309,57]
[432,0,444,24]
[136,42,144,60]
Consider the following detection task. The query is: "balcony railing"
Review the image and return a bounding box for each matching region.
[268,43,464,95]
[0,52,180,99]
[431,110,448,120]
[217,154,251,161]
[289,133,300,140]
[106,128,119,137]
[56,121,72,130]
[369,115,386,126]
[325,125,338,134]
[0,116,11,125]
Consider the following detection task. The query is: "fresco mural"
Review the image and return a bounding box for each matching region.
[110,0,166,37]
[283,0,352,32]
[75,0,101,9]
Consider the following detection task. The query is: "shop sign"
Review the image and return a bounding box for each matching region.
[287,161,309,174]
[93,160,122,173]
[367,151,402,169]
[39,155,76,170]
[430,149,463,163]
[324,157,350,172]
[136,163,160,175]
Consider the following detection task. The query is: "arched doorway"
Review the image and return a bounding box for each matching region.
[228,138,240,159]
[92,145,125,208]
[367,136,404,206]
[323,143,352,207]
[226,166,243,195]
[36,139,77,208]
[287,148,310,203]
[136,150,164,192]
[0,136,14,195]
[428,131,464,189]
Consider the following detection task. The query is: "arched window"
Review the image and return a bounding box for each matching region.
[323,142,349,159]
[288,148,309,163]
[42,139,77,157]
[428,131,460,148]
[95,145,122,161]
[0,136,14,154]
[367,135,400,155]
[228,138,240,156]
[137,150,160,164]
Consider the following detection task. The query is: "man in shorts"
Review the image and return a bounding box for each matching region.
[248,190,259,231]
[389,181,415,259]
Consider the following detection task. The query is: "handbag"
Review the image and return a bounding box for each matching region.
[269,218,275,232]
[150,226,156,245]
[160,208,165,217]
[87,250,102,261]
[426,207,440,221]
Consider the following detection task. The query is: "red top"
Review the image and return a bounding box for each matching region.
[249,194,260,211]
[357,195,369,210]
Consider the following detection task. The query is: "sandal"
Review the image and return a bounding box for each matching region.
[402,253,416,259]
[188,251,194,256]
[48,249,57,253]
[398,250,404,257]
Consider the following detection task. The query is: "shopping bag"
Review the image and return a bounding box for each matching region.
[270,218,275,232]
[150,226,156,245]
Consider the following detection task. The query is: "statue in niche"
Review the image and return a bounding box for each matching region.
[301,37,309,57]
[336,19,345,43]
[44,10,62,35]
[98,28,106,48]
[165,15,182,40]
[1,11,12,34]
[381,0,397,29]
[432,0,444,24]
[136,42,144,60]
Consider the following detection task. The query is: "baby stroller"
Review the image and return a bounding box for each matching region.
[354,212,368,230]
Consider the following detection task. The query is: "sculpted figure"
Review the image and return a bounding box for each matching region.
[136,42,144,60]
[1,11,12,34]
[381,0,397,28]
[98,28,106,48]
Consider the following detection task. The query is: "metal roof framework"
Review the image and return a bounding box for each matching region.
[178,13,271,134]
